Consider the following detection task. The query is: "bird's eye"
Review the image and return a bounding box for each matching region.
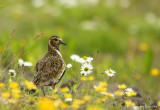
[54,38,58,41]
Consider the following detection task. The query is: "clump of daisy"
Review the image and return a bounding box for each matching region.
[70,54,80,62]
[18,59,33,67]
[8,69,16,77]
[66,63,72,69]
[80,63,93,76]
[105,68,116,77]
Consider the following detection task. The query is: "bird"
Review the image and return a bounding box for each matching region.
[32,35,66,96]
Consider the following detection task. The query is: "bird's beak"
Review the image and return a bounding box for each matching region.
[61,41,67,45]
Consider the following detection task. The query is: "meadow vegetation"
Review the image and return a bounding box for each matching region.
[0,0,160,110]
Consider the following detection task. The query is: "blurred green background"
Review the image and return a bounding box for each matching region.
[0,0,160,100]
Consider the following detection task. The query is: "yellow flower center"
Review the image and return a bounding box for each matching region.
[108,71,112,74]
[83,56,88,60]
[10,72,15,77]
[151,68,159,76]
[84,67,89,71]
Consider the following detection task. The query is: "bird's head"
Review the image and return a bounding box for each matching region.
[48,36,66,50]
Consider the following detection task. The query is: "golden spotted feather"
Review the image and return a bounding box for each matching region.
[33,51,66,87]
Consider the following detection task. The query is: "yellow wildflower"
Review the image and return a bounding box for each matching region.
[94,85,107,92]
[114,90,124,96]
[87,105,103,110]
[125,100,135,106]
[118,84,127,89]
[151,68,159,76]
[60,103,68,109]
[13,93,21,99]
[81,76,87,81]
[158,101,160,107]
[106,92,114,97]
[139,43,148,52]
[127,91,137,97]
[11,88,20,94]
[102,96,108,102]
[37,97,56,110]
[88,76,94,81]
[1,92,10,98]
[72,99,84,109]
[64,93,72,101]
[64,93,72,98]
[24,80,36,90]
[84,95,91,101]
[0,83,5,87]
[54,99,62,108]
[60,87,69,93]
[99,82,108,87]
[9,82,19,89]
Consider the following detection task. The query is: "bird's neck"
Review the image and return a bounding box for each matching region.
[48,44,60,54]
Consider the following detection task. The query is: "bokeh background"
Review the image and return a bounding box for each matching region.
[0,0,160,101]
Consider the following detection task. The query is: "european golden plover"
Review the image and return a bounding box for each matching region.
[32,35,66,96]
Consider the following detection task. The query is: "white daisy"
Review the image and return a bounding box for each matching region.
[105,68,116,77]
[66,63,72,69]
[8,69,16,77]
[18,59,32,67]
[70,54,80,62]
[78,56,93,64]
[65,98,73,102]
[77,58,85,63]
[125,88,133,94]
[87,57,93,62]
[80,63,93,76]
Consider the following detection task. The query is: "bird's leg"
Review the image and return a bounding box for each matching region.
[41,87,45,96]
[52,85,55,90]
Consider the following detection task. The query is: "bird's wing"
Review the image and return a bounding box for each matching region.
[33,56,63,86]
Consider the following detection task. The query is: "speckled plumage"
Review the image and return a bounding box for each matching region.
[32,36,66,88]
